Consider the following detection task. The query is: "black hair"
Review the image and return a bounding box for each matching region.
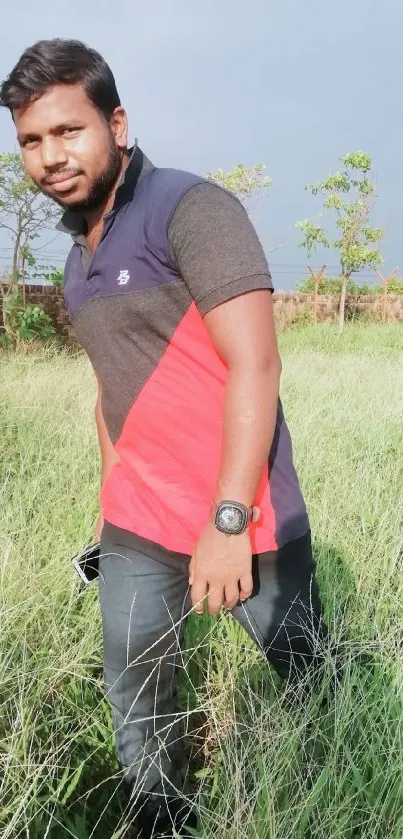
[0,38,121,118]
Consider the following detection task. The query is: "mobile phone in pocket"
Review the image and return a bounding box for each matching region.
[71,541,100,585]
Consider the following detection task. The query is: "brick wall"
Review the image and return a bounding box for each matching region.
[1,285,402,342]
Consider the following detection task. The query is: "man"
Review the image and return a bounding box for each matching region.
[1,40,328,838]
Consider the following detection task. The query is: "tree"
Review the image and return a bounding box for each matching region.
[296,152,384,331]
[207,162,278,254]
[0,152,60,338]
[206,163,272,211]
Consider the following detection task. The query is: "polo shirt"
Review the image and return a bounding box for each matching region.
[60,146,309,556]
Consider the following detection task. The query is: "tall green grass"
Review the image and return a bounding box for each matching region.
[1,324,402,838]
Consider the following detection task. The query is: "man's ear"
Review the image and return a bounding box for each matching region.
[110,106,128,151]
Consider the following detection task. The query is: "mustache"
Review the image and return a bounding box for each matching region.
[41,168,83,185]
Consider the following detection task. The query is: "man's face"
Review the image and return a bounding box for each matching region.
[14,84,126,212]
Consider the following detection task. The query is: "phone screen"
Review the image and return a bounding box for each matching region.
[71,542,100,585]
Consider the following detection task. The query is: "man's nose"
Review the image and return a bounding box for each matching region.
[41,137,68,170]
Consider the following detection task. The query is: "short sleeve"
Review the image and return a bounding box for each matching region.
[168,182,273,316]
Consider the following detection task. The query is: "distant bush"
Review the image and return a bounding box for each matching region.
[297,275,403,296]
[387,278,403,295]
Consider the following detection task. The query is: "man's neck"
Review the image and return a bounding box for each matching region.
[84,152,130,247]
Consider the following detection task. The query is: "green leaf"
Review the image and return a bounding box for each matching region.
[194,766,213,779]
[110,827,129,839]
[295,764,330,835]
[59,760,85,805]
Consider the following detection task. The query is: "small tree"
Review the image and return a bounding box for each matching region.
[207,163,272,211]
[297,152,384,331]
[0,152,60,334]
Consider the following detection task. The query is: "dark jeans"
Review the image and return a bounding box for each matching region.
[98,529,327,827]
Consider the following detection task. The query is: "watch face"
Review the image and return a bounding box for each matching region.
[215,503,247,534]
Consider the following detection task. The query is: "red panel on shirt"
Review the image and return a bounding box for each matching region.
[100,302,277,555]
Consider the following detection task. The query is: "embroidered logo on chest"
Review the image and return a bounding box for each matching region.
[117,269,131,286]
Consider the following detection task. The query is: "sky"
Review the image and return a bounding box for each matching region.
[0,0,402,291]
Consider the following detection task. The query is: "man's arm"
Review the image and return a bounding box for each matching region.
[94,376,119,538]
[169,181,279,614]
[205,289,281,508]
[189,290,281,614]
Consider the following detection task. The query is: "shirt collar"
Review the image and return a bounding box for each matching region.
[56,145,154,237]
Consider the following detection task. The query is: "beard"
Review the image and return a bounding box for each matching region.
[46,135,123,213]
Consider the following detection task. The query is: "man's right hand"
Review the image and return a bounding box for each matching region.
[94,511,104,542]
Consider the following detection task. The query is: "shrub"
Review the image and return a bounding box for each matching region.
[1,291,55,348]
[297,275,385,295]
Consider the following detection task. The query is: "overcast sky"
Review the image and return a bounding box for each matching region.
[0,0,402,290]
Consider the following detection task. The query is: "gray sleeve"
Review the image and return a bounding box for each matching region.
[168,182,273,316]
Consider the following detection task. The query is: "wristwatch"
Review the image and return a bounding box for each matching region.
[212,500,260,535]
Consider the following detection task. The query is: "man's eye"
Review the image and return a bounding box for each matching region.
[63,127,80,135]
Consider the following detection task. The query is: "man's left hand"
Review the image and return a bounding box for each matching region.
[189,521,253,615]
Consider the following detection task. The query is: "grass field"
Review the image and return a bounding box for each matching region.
[1,323,402,838]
